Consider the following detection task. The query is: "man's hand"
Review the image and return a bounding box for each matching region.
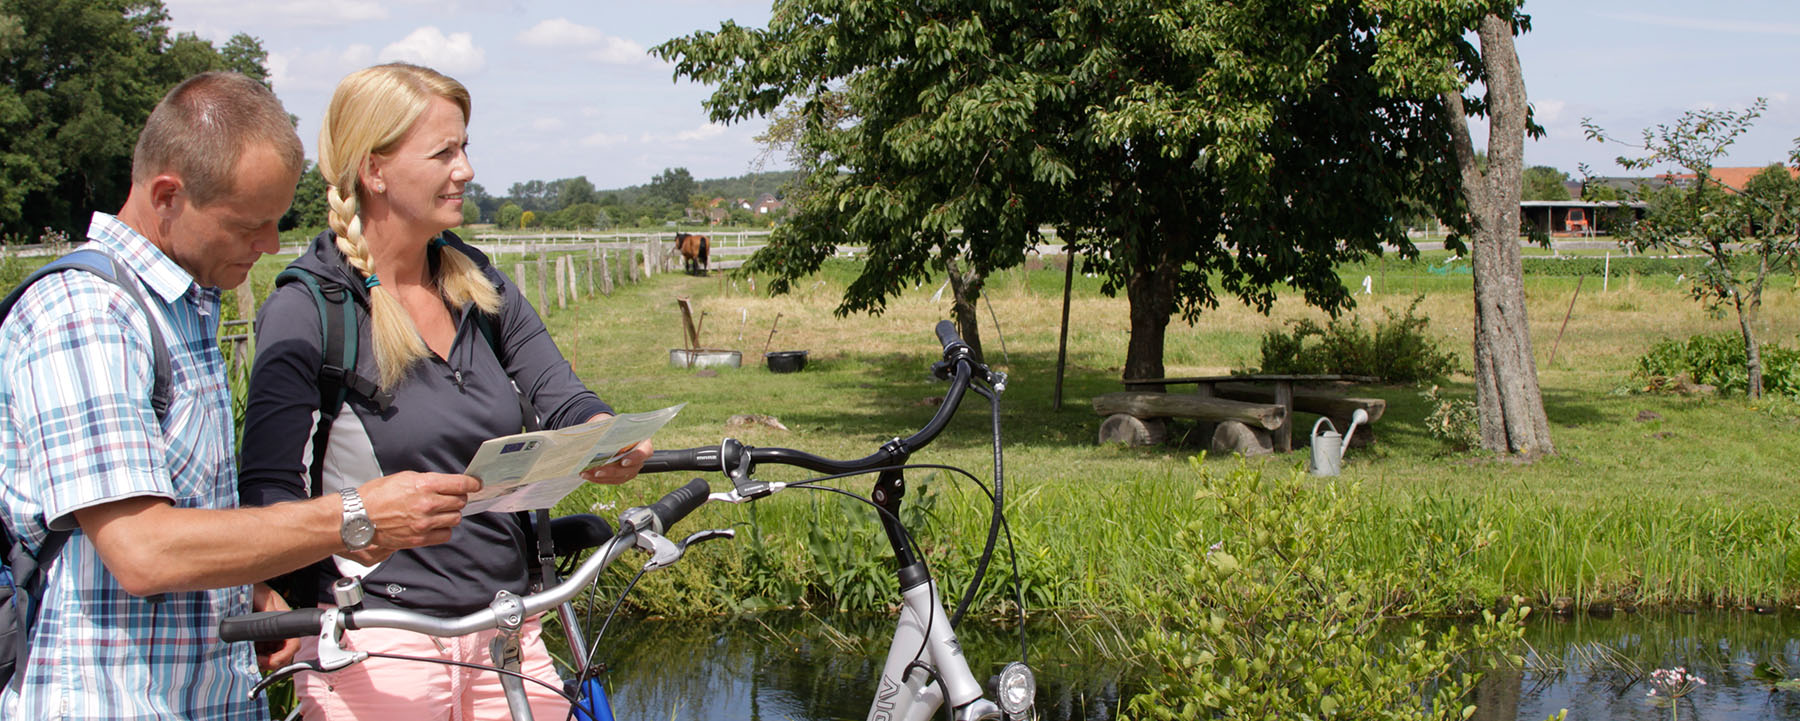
[251,583,299,671]
[354,471,481,551]
[580,439,652,485]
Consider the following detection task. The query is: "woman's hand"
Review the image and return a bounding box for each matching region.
[251,583,301,671]
[581,439,652,485]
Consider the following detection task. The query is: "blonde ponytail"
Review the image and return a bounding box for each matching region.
[317,62,500,390]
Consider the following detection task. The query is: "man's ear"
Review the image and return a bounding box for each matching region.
[146,174,185,219]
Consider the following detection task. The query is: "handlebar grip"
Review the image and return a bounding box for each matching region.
[219,608,326,643]
[642,447,708,474]
[935,320,962,350]
[647,477,711,533]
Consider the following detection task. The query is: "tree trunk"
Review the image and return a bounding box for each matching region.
[1123,238,1178,388]
[1445,14,1554,456]
[1734,284,1764,400]
[944,254,986,363]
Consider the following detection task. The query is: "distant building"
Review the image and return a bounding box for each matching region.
[1519,200,1647,236]
[752,192,784,215]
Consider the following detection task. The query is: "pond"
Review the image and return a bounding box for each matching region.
[572,609,1800,720]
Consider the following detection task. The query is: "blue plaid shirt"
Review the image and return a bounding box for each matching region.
[0,214,261,720]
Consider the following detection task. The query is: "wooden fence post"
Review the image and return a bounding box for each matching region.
[535,254,549,312]
[514,263,528,306]
[555,256,567,309]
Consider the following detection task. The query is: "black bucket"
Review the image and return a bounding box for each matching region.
[765,350,808,373]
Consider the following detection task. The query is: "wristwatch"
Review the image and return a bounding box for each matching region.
[338,487,376,552]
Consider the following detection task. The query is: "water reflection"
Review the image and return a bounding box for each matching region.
[565,610,1799,720]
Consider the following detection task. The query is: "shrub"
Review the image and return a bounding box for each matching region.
[1420,385,1480,452]
[1124,459,1529,720]
[1634,333,1800,398]
[1254,296,1461,382]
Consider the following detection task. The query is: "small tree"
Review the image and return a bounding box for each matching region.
[496,202,523,230]
[519,210,538,229]
[1522,165,1572,200]
[1584,99,1799,399]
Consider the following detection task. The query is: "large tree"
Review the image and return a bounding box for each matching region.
[0,0,271,238]
[1379,2,1554,456]
[647,167,696,207]
[659,1,1464,381]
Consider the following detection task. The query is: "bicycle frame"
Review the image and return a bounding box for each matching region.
[222,321,1032,721]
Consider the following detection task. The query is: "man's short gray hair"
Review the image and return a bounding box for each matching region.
[131,72,304,207]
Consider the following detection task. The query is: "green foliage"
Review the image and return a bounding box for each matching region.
[544,202,609,231]
[279,161,330,234]
[0,0,273,237]
[1634,333,1800,399]
[1523,165,1572,200]
[1123,459,1528,720]
[647,167,696,207]
[1419,385,1480,452]
[1254,297,1460,382]
[495,202,522,230]
[1345,252,1793,278]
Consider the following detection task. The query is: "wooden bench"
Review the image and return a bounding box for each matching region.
[1208,381,1385,448]
[1097,374,1382,455]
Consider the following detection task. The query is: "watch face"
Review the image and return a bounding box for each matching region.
[344,518,376,548]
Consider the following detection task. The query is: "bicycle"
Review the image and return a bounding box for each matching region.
[222,321,1036,721]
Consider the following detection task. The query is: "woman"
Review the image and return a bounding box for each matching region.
[239,62,649,720]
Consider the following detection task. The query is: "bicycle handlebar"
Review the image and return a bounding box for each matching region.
[641,321,994,480]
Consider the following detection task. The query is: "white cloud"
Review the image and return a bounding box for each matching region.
[531,117,566,132]
[581,131,628,148]
[1533,99,1567,125]
[515,18,656,66]
[673,124,729,143]
[165,0,388,29]
[379,27,487,75]
[268,45,378,94]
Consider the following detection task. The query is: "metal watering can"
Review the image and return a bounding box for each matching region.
[1308,408,1369,477]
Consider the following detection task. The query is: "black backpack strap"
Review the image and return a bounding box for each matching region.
[3,527,69,693]
[470,301,559,591]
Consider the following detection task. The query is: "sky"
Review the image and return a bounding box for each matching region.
[162,0,1800,194]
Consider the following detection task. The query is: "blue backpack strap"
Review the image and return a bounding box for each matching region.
[0,249,172,420]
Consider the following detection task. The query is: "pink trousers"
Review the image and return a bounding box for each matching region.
[295,615,568,721]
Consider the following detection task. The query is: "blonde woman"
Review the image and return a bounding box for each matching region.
[239,63,650,720]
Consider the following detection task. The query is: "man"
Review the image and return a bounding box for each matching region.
[0,72,481,720]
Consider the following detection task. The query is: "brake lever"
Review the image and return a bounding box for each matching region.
[634,529,682,570]
[250,659,326,698]
[679,528,736,551]
[707,484,786,506]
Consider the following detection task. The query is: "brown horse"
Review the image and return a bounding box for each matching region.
[675,232,710,275]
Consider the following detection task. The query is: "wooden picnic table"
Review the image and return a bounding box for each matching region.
[1121,374,1378,453]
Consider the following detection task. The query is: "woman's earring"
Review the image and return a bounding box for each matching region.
[373,182,386,193]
